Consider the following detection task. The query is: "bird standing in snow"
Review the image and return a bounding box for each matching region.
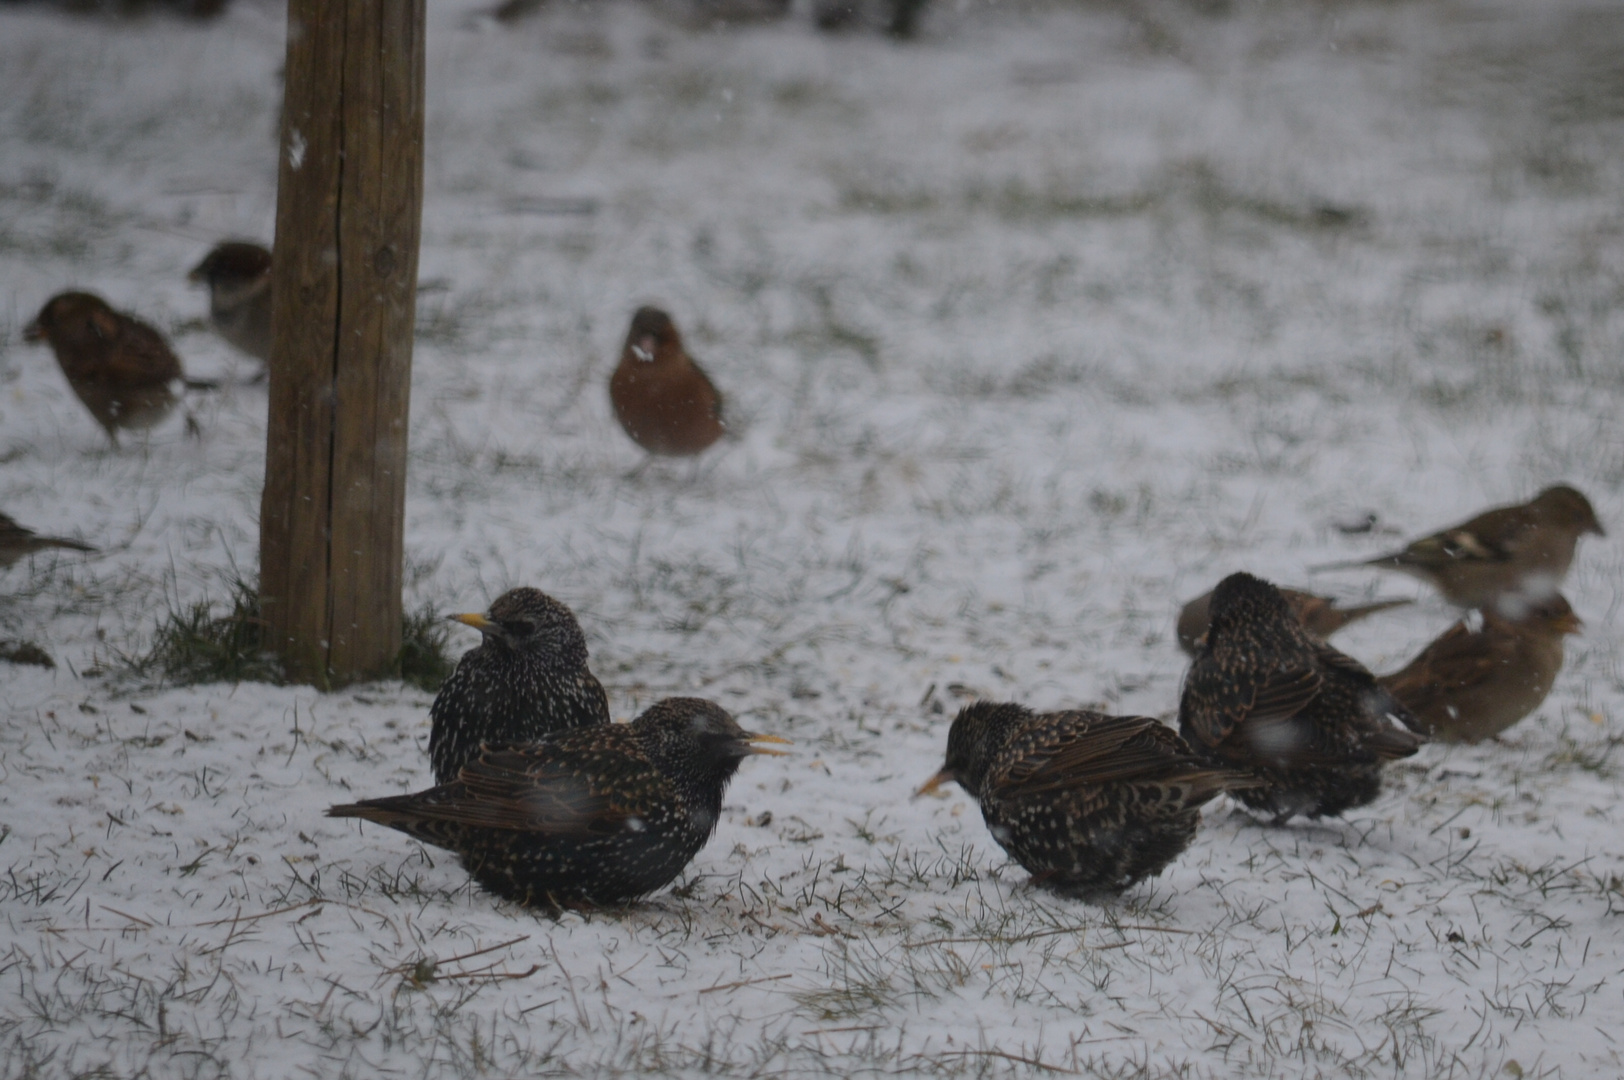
[1314,485,1603,612]
[1379,594,1581,743]
[428,588,611,785]
[917,702,1258,896]
[331,698,788,908]
[0,512,95,570]
[188,241,273,372]
[1179,572,1423,823]
[609,307,726,462]
[24,292,213,445]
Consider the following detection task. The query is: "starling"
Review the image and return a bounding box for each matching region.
[609,307,726,459]
[1179,572,1423,823]
[429,587,611,784]
[1314,485,1604,611]
[1176,587,1410,656]
[1379,594,1581,743]
[24,292,213,445]
[916,702,1258,897]
[0,512,95,570]
[188,241,272,369]
[330,697,789,908]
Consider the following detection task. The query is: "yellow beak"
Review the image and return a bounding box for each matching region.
[744,732,792,757]
[914,768,955,798]
[448,612,496,632]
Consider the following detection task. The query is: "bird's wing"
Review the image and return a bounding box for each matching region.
[104,318,183,384]
[414,744,648,836]
[1182,659,1322,749]
[999,714,1186,794]
[1381,621,1511,708]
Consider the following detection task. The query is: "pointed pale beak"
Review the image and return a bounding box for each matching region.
[22,320,44,343]
[914,768,955,798]
[632,336,656,362]
[448,612,497,633]
[743,731,792,756]
[1556,612,1585,635]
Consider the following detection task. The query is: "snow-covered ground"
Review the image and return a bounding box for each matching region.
[3,0,1624,1075]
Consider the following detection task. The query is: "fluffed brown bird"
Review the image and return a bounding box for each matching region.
[916,702,1258,897]
[0,512,95,569]
[24,292,212,445]
[1314,485,1604,611]
[1176,587,1410,656]
[609,307,726,459]
[1179,572,1423,823]
[1378,595,1581,743]
[330,698,788,908]
[188,241,272,368]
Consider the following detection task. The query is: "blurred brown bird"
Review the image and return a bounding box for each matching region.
[1179,572,1423,823]
[188,241,272,369]
[1176,587,1410,656]
[916,702,1259,897]
[609,307,726,459]
[1378,595,1581,743]
[24,292,213,445]
[0,512,95,569]
[1314,485,1604,611]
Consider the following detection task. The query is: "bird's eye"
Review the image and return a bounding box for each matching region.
[504,619,535,637]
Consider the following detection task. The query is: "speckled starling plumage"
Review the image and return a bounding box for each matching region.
[330,697,789,908]
[609,307,726,458]
[1315,485,1604,611]
[1379,594,1580,744]
[1179,572,1423,823]
[429,588,611,784]
[0,512,95,569]
[189,241,272,367]
[1176,587,1410,656]
[917,702,1258,897]
[24,292,190,444]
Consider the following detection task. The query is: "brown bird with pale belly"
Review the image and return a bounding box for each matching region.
[188,241,272,369]
[1314,485,1604,611]
[1379,595,1581,743]
[1176,587,1410,656]
[24,292,212,445]
[609,307,726,459]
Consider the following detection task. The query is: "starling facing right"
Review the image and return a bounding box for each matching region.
[429,588,611,784]
[916,702,1258,897]
[331,697,788,908]
[1179,572,1423,823]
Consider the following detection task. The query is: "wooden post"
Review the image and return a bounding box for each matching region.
[261,0,425,687]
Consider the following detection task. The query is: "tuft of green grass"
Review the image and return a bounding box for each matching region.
[398,602,455,693]
[114,576,454,691]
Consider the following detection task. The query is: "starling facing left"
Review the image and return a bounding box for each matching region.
[429,588,611,784]
[331,697,789,908]
[917,702,1258,897]
[1179,572,1423,823]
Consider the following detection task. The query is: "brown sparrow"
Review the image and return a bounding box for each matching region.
[609,307,726,459]
[23,292,213,444]
[188,241,272,368]
[1379,595,1581,743]
[1315,485,1604,611]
